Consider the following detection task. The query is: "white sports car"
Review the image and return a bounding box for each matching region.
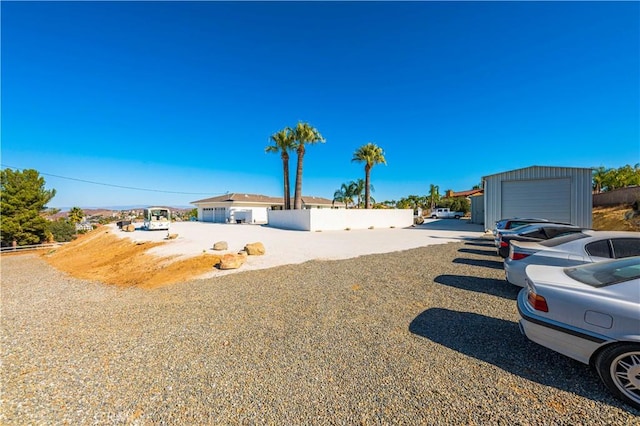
[517,257,640,409]
[504,230,640,287]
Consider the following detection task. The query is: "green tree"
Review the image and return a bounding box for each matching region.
[351,178,366,208]
[266,127,296,210]
[333,181,356,208]
[438,196,470,214]
[48,218,76,242]
[592,166,608,193]
[351,143,386,209]
[292,122,325,209]
[68,207,84,225]
[593,164,640,192]
[1,168,56,246]
[427,184,440,211]
[396,195,426,213]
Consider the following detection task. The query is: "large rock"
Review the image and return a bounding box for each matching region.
[218,253,246,270]
[244,242,265,255]
[213,241,228,251]
[123,224,136,232]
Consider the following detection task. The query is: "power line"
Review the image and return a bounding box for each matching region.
[0,164,222,196]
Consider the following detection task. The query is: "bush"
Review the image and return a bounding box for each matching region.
[437,197,470,214]
[48,219,77,242]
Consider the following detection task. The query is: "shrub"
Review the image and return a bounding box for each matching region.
[48,219,77,242]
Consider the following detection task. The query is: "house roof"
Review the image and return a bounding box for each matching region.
[447,189,484,198]
[191,193,334,206]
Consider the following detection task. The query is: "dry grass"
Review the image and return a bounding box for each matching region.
[41,228,222,289]
[592,205,640,232]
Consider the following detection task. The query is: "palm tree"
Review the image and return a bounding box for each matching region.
[68,206,84,235]
[427,184,440,211]
[332,182,356,208]
[291,122,325,209]
[592,167,608,194]
[351,179,365,208]
[351,143,386,209]
[266,128,296,209]
[68,207,84,225]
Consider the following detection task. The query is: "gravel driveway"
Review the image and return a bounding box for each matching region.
[2,239,638,424]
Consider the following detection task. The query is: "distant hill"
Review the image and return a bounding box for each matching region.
[48,207,194,221]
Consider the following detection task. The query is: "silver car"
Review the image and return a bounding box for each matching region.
[517,257,640,408]
[504,230,640,287]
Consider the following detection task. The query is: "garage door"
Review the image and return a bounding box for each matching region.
[202,208,214,222]
[214,207,226,223]
[501,178,571,223]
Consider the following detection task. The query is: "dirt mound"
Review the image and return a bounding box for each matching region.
[592,205,640,232]
[42,228,222,289]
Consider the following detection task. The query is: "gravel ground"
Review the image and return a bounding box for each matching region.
[1,239,638,424]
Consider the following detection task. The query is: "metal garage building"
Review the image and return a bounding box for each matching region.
[483,166,593,231]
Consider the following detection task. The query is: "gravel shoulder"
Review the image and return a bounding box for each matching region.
[2,238,638,423]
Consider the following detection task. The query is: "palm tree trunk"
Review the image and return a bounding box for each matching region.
[293,146,305,209]
[282,155,291,210]
[364,165,371,209]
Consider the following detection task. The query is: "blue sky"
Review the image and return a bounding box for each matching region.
[2,1,639,208]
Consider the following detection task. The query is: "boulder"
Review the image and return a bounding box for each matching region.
[213,241,228,250]
[244,242,265,256]
[166,233,178,240]
[218,253,246,270]
[123,224,136,232]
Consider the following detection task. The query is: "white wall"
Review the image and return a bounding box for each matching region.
[268,209,413,231]
[229,207,268,224]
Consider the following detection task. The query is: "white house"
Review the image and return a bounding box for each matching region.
[191,193,336,224]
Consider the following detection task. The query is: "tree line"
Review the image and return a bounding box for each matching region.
[592,164,640,193]
[392,184,470,215]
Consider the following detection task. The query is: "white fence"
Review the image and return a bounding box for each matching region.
[267,209,414,231]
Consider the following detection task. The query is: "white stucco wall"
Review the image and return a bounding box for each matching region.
[267,209,413,231]
[229,207,269,224]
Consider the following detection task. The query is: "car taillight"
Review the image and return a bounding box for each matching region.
[527,291,548,312]
[510,252,530,260]
[500,241,508,247]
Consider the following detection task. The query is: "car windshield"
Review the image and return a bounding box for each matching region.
[540,232,589,247]
[564,256,640,287]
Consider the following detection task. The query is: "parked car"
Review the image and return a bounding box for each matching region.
[504,231,640,287]
[495,223,584,258]
[493,217,550,235]
[517,257,640,408]
[494,220,573,248]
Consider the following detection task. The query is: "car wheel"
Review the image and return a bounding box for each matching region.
[454,215,460,219]
[595,343,640,409]
[431,215,437,219]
